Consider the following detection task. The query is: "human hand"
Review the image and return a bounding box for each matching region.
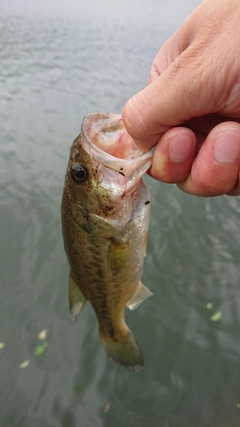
[122,0,240,196]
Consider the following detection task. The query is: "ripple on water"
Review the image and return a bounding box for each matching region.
[112,366,184,422]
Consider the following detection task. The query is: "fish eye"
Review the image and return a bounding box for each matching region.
[70,164,88,183]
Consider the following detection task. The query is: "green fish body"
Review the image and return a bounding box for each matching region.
[61,113,153,372]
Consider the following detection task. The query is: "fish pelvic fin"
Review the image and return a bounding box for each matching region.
[100,328,144,373]
[68,272,87,321]
[126,281,153,311]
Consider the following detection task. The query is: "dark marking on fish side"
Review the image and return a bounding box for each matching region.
[118,171,125,177]
[145,201,150,205]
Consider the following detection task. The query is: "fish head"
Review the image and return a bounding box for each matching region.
[64,113,154,229]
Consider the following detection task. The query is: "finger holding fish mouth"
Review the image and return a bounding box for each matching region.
[146,122,240,197]
[122,0,240,197]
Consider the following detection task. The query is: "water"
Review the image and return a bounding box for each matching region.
[1,0,240,426]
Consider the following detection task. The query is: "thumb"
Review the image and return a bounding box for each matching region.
[122,47,221,150]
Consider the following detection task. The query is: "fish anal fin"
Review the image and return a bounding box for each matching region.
[126,281,153,310]
[68,272,87,321]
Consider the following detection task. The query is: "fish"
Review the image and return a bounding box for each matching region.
[61,113,153,372]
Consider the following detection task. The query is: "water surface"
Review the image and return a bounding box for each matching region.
[1,1,240,426]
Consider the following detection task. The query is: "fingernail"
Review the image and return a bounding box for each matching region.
[168,134,194,163]
[213,131,240,164]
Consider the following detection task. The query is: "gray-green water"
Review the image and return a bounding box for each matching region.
[1,1,240,426]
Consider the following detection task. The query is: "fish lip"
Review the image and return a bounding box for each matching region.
[81,113,154,176]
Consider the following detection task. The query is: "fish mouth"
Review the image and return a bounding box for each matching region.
[81,113,154,192]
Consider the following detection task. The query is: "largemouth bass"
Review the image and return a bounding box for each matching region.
[61,113,153,372]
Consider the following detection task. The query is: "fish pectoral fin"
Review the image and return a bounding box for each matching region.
[68,272,87,321]
[143,233,148,257]
[107,239,130,274]
[126,281,153,310]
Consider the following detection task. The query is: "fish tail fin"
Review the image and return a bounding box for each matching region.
[100,328,144,373]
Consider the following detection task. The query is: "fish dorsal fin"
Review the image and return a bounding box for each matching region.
[126,281,153,311]
[68,272,87,321]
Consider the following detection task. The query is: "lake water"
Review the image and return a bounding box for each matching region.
[1,0,240,426]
